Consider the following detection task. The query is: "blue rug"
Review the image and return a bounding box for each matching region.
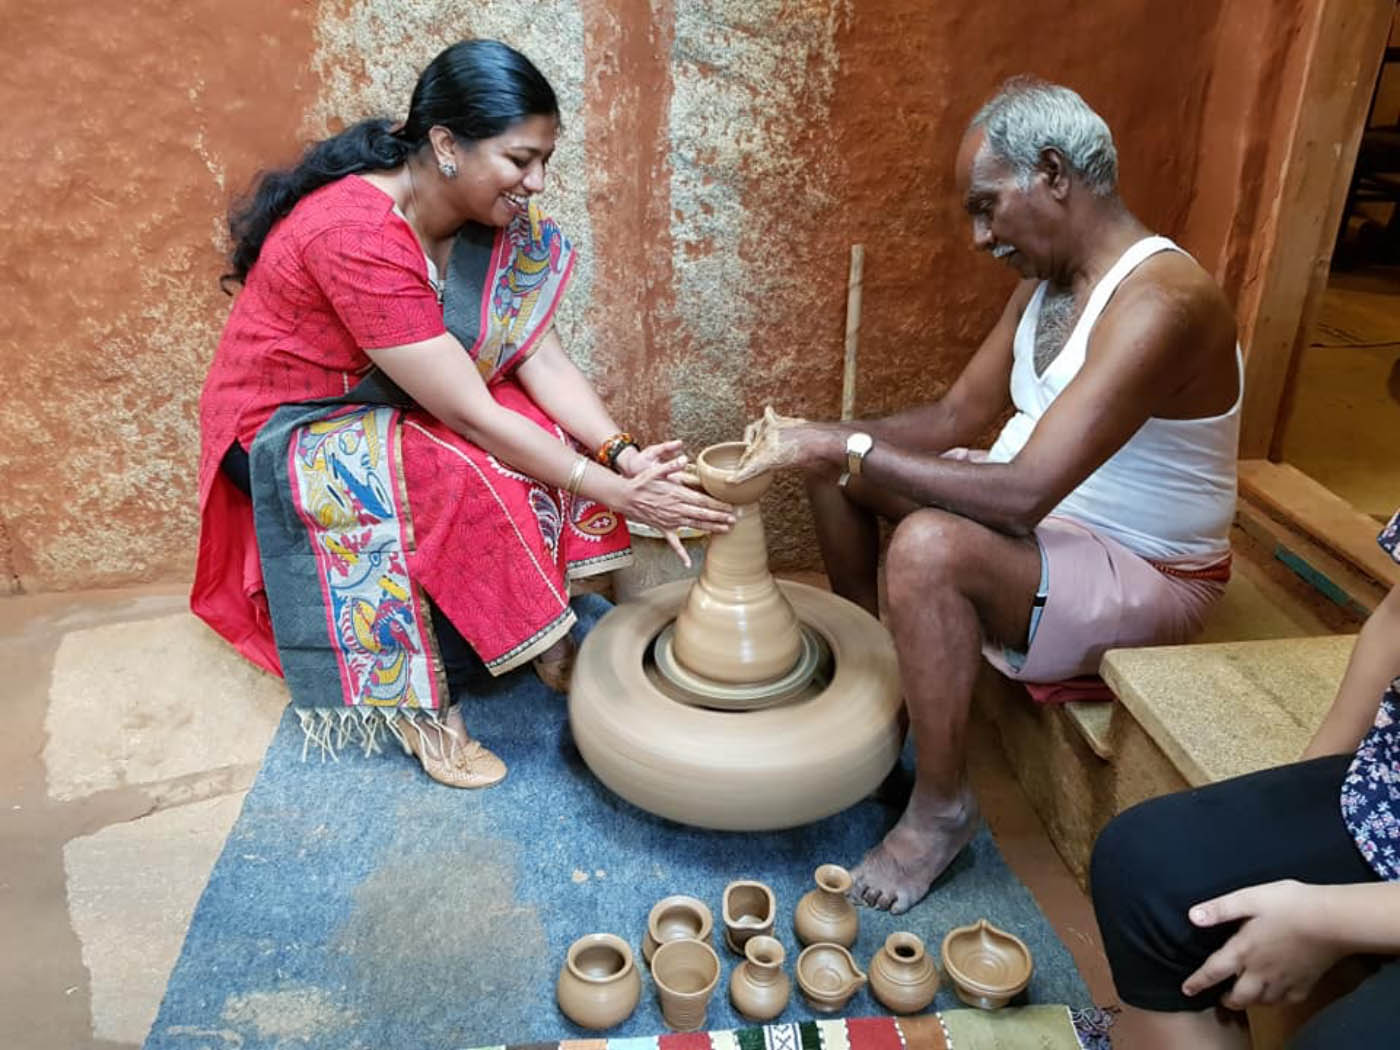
[145,596,1090,1050]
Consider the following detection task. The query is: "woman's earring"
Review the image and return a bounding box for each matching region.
[439,160,458,179]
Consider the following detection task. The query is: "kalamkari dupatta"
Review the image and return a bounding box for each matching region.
[249,203,579,759]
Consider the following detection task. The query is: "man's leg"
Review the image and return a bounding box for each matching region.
[806,474,921,617]
[850,507,1042,913]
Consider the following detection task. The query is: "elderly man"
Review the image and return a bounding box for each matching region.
[736,77,1241,913]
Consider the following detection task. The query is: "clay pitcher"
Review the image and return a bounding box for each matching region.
[651,937,721,1031]
[795,942,867,1013]
[722,879,777,955]
[869,931,940,1014]
[670,442,803,684]
[729,934,791,1022]
[556,933,643,1030]
[793,863,859,947]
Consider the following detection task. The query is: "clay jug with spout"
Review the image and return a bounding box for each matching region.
[793,863,859,947]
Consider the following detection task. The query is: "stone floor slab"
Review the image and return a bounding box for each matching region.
[64,792,248,1045]
[44,613,286,802]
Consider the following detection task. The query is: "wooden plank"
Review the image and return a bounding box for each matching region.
[1238,459,1400,589]
[1238,0,1392,457]
[1234,500,1388,616]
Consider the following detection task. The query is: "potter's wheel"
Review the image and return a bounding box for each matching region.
[568,442,904,832]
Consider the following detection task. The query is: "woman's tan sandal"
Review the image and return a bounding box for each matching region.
[402,719,507,789]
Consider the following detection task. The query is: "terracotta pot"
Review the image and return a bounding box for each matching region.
[795,942,867,1013]
[940,919,1033,1010]
[729,934,790,1022]
[722,880,777,955]
[651,937,721,1031]
[793,863,859,948]
[642,894,714,966]
[670,443,803,684]
[869,931,940,1014]
[556,933,642,1030]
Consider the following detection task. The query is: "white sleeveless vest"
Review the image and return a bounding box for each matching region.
[985,235,1240,563]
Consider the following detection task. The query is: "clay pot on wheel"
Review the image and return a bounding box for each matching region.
[869,931,940,1014]
[729,935,790,1022]
[793,863,859,947]
[642,894,714,966]
[651,937,721,1031]
[795,942,867,1013]
[940,919,1033,1010]
[670,442,804,684]
[722,880,777,955]
[556,933,643,1030]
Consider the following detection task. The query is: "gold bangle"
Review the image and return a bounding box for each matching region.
[566,454,588,499]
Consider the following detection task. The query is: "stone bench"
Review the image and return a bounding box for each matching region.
[977,556,1358,886]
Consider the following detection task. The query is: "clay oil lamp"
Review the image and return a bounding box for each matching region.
[940,919,1033,1010]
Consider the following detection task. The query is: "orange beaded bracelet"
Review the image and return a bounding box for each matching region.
[595,432,639,471]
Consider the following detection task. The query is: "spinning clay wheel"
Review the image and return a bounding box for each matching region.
[569,442,904,830]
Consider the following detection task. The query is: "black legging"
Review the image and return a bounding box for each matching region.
[1090,755,1398,1048]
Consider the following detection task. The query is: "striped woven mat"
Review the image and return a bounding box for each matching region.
[463,1007,1113,1050]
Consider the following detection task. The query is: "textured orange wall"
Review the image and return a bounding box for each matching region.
[0,0,1309,591]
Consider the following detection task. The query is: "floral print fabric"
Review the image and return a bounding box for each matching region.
[1340,510,1400,881]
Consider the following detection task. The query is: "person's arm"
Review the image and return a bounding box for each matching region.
[1181,880,1400,1009]
[739,271,1224,536]
[366,333,733,534]
[513,328,648,473]
[855,280,1031,452]
[1303,582,1400,758]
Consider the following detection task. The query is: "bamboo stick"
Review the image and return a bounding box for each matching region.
[841,244,864,421]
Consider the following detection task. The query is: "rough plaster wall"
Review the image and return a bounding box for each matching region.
[0,0,1268,590]
[305,0,597,368]
[0,0,317,592]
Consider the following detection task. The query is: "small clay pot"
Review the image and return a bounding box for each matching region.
[642,894,714,966]
[556,933,643,1030]
[695,441,772,505]
[651,937,721,1031]
[729,934,790,1022]
[722,880,777,955]
[869,931,940,1014]
[793,863,859,947]
[940,919,1033,1010]
[795,942,867,1013]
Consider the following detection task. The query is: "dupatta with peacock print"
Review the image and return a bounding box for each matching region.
[249,202,631,757]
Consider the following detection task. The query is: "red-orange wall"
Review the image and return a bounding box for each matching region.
[0,0,1319,592]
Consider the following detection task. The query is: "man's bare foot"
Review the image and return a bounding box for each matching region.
[403,704,507,789]
[850,789,978,914]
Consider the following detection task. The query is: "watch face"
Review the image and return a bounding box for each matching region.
[848,432,873,455]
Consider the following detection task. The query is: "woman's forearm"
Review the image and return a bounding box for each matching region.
[1303,584,1400,759]
[1316,881,1400,956]
[515,331,628,454]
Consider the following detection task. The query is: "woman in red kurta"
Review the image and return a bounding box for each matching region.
[194,40,732,788]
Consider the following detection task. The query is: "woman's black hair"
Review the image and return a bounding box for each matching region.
[222,39,558,290]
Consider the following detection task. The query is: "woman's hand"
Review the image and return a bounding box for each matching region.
[615,439,683,479]
[1181,880,1346,1009]
[620,452,734,567]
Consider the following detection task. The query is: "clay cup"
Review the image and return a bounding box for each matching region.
[940,919,1033,1010]
[651,937,722,1031]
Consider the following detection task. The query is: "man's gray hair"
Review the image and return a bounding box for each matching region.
[969,76,1118,197]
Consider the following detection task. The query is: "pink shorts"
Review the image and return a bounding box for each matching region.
[982,515,1226,684]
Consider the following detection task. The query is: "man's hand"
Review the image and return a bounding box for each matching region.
[1181,880,1346,1009]
[741,405,808,446]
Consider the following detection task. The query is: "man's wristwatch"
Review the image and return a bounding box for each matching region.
[838,431,874,488]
